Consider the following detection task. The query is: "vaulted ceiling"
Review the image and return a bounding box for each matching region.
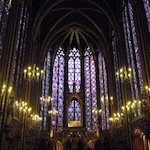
[31,0,121,61]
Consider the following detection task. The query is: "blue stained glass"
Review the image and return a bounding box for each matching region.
[11,2,30,98]
[98,52,109,130]
[84,47,98,130]
[68,99,81,121]
[0,0,10,62]
[122,2,144,117]
[143,0,150,32]
[129,4,144,94]
[41,51,51,130]
[112,31,122,109]
[68,48,81,93]
[52,47,64,131]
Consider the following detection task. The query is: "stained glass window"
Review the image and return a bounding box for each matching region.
[42,51,51,96]
[84,47,98,130]
[98,52,109,130]
[13,2,29,88]
[143,0,150,32]
[0,0,9,61]
[122,1,144,116]
[68,99,81,121]
[112,31,121,109]
[68,47,81,93]
[41,51,51,130]
[52,47,65,131]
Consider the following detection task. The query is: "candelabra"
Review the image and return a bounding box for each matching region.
[23,64,44,81]
[110,100,142,121]
[92,108,102,137]
[109,100,142,150]
[31,113,42,148]
[48,105,58,138]
[144,85,150,105]
[116,67,132,81]
[39,95,58,150]
[14,100,42,150]
[40,96,52,131]
[40,96,52,105]
[0,83,13,149]
[100,96,113,130]
[23,64,44,124]
[48,109,58,116]
[15,101,32,150]
[145,85,150,94]
[140,85,150,122]
[106,96,114,118]
[92,109,102,115]
[116,66,132,150]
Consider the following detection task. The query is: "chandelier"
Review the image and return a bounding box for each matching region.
[116,67,132,80]
[23,64,44,81]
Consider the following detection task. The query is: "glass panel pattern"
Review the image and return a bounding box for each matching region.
[98,52,109,130]
[84,47,98,130]
[13,3,29,88]
[0,0,9,61]
[112,31,122,109]
[41,51,51,130]
[68,99,81,121]
[143,0,150,32]
[68,47,81,93]
[52,47,64,131]
[122,2,144,116]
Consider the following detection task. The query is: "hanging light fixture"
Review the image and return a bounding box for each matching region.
[23,64,44,81]
[116,67,132,81]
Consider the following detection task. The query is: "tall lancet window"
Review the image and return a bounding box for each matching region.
[112,31,121,109]
[98,52,109,130]
[123,1,144,116]
[52,47,65,131]
[0,0,9,61]
[143,0,150,32]
[68,48,81,93]
[84,47,98,130]
[68,99,81,122]
[13,2,29,89]
[41,51,51,130]
[42,51,51,96]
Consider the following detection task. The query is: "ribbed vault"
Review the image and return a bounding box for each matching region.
[31,0,120,63]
